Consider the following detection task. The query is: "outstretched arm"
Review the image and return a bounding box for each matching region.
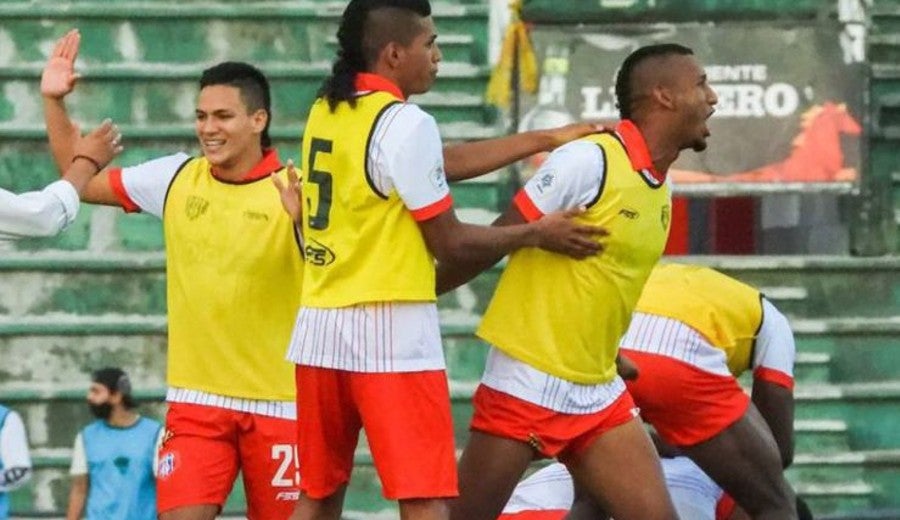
[434,204,601,294]
[41,29,81,173]
[41,29,121,205]
[442,122,604,181]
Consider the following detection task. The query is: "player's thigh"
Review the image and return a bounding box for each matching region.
[683,406,793,512]
[239,414,301,519]
[453,430,534,520]
[565,418,677,520]
[157,403,240,515]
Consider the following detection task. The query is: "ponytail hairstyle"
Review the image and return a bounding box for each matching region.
[320,0,432,111]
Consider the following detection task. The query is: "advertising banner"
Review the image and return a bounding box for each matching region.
[518,22,865,190]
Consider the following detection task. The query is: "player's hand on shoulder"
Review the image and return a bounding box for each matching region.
[73,119,123,172]
[545,122,610,150]
[41,29,81,100]
[531,206,608,259]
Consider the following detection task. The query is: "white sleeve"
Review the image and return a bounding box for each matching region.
[0,180,79,240]
[518,140,606,218]
[116,152,192,218]
[367,103,450,218]
[0,411,32,492]
[752,298,796,385]
[503,462,574,514]
[69,432,88,476]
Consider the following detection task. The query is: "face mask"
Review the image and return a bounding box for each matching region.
[89,402,113,420]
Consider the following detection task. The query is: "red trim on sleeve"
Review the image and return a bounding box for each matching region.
[513,189,544,222]
[410,194,453,222]
[753,367,795,391]
[107,168,141,213]
[715,492,736,520]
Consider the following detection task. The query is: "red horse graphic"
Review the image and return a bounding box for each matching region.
[671,102,862,184]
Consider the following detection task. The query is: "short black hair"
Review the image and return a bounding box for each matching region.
[92,367,136,409]
[320,0,432,110]
[199,61,272,148]
[615,43,694,119]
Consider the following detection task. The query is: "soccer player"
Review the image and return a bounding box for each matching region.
[286,1,606,519]
[0,120,121,240]
[42,31,305,520]
[66,368,161,520]
[447,43,717,520]
[619,263,799,519]
[41,27,604,520]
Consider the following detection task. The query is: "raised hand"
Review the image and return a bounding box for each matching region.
[531,206,608,259]
[271,160,303,224]
[72,119,123,172]
[41,29,81,99]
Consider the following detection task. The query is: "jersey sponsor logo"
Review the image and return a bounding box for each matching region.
[618,207,639,220]
[185,195,210,220]
[661,204,671,231]
[305,239,336,266]
[243,210,270,222]
[157,452,176,479]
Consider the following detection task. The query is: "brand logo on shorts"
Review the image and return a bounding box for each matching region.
[630,406,641,418]
[526,432,544,452]
[276,491,301,501]
[157,452,176,479]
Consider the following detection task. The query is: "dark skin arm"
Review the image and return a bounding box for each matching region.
[441,123,604,182]
[751,378,795,468]
[433,205,607,295]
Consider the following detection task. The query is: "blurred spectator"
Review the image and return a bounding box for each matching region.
[66,368,160,520]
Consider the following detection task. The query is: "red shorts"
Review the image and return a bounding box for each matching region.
[470,384,638,463]
[295,366,458,500]
[623,350,750,446]
[156,402,299,518]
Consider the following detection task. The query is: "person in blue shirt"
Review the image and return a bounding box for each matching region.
[0,404,32,520]
[66,368,161,520]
